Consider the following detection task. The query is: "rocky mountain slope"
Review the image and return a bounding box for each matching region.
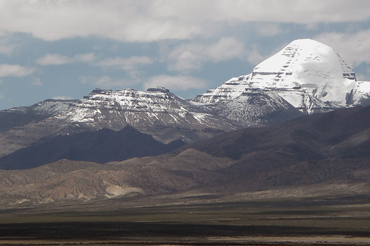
[0,125,185,170]
[182,105,370,192]
[0,149,232,206]
[0,88,236,158]
[2,105,370,206]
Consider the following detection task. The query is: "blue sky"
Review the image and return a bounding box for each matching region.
[1,0,370,110]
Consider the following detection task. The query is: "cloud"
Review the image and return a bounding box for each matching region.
[355,66,370,81]
[0,64,35,77]
[315,29,370,67]
[1,1,369,42]
[0,43,15,56]
[37,53,151,76]
[0,1,202,42]
[0,35,16,56]
[36,54,69,65]
[167,37,246,72]
[80,74,208,92]
[32,78,42,86]
[256,23,286,37]
[154,0,370,24]
[36,53,96,65]
[79,75,137,88]
[73,53,96,63]
[166,37,274,71]
[0,80,3,100]
[205,38,246,62]
[95,56,153,75]
[53,96,74,100]
[144,75,208,91]
[245,47,267,65]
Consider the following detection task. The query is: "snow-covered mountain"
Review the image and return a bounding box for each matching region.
[192,88,303,126]
[0,87,239,157]
[1,39,370,158]
[35,87,236,132]
[193,39,370,114]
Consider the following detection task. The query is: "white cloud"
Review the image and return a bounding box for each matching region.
[36,54,70,65]
[53,96,74,100]
[144,75,208,91]
[256,23,286,37]
[153,0,370,24]
[0,64,35,77]
[0,1,202,42]
[0,44,15,56]
[315,29,370,67]
[32,78,42,86]
[205,38,246,62]
[245,47,266,65]
[96,56,153,75]
[167,37,246,72]
[0,36,17,56]
[167,44,203,71]
[36,53,96,65]
[79,75,137,88]
[37,53,151,76]
[0,1,369,42]
[73,53,96,63]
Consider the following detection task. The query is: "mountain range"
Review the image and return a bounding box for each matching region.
[1,39,370,206]
[1,104,370,206]
[2,39,370,160]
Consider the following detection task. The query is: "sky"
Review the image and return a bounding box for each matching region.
[1,0,370,110]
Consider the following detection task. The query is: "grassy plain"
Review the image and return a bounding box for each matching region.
[0,193,370,245]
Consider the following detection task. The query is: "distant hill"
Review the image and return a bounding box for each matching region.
[181,105,370,191]
[0,125,185,170]
[1,106,370,206]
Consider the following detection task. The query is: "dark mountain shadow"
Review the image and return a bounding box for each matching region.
[0,125,186,170]
[177,105,370,192]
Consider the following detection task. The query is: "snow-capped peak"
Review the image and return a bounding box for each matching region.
[254,39,353,75]
[194,39,365,114]
[251,39,356,105]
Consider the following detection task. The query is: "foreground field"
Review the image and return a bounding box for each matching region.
[0,192,370,245]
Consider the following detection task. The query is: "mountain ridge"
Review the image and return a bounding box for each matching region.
[1,38,370,159]
[1,105,370,206]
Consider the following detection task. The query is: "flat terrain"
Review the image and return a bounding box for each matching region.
[1,193,370,245]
